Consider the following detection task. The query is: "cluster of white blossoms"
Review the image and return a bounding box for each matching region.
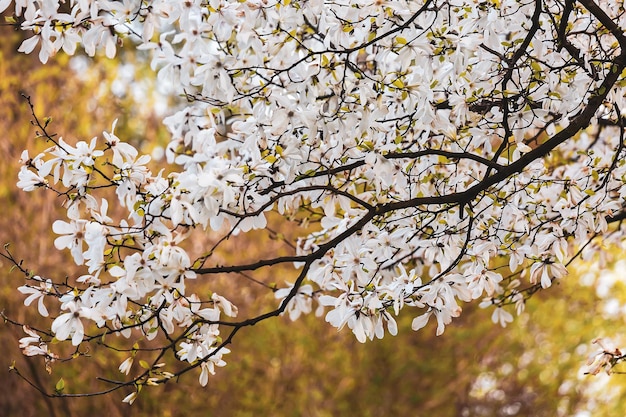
[5,0,626,395]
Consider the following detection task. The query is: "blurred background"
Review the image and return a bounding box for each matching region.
[2,21,626,417]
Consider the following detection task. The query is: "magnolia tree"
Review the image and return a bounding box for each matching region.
[3,0,626,402]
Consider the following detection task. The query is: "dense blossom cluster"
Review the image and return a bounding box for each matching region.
[4,0,626,397]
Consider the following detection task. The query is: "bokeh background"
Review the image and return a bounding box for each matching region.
[2,21,626,417]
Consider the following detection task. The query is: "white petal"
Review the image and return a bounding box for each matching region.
[411,312,431,331]
[18,35,39,55]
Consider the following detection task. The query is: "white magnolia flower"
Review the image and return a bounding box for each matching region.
[51,301,85,346]
[18,277,53,317]
[52,219,88,265]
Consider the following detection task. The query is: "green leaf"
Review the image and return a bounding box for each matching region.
[55,378,65,392]
[392,79,405,89]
